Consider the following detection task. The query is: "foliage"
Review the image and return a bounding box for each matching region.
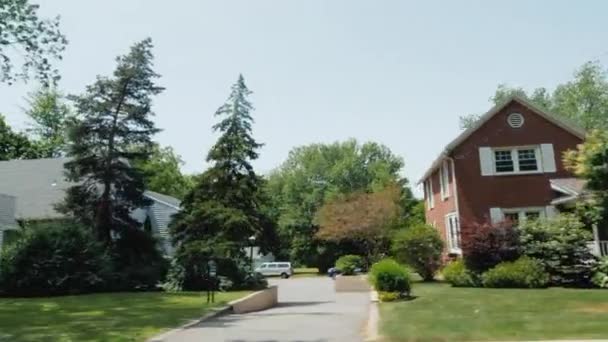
[266,139,418,271]
[369,258,411,295]
[61,39,163,244]
[316,185,401,263]
[378,291,402,302]
[0,114,43,160]
[335,254,365,275]
[460,61,608,131]
[0,222,111,297]
[108,228,168,291]
[441,260,478,287]
[170,75,276,289]
[565,129,608,227]
[135,144,195,199]
[391,224,443,281]
[0,0,67,85]
[481,257,549,288]
[461,220,520,274]
[23,87,74,157]
[519,215,596,286]
[592,257,608,288]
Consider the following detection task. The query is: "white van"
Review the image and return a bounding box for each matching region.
[255,262,293,278]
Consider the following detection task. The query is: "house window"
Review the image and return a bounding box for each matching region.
[445,213,461,253]
[440,161,450,200]
[502,208,544,225]
[493,147,540,174]
[425,179,434,209]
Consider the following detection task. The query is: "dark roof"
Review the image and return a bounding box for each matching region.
[418,96,586,184]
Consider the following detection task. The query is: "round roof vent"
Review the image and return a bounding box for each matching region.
[507,113,524,128]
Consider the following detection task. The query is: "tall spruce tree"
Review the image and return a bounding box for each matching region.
[62,39,163,244]
[170,75,271,288]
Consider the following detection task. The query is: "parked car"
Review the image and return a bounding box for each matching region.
[255,262,293,278]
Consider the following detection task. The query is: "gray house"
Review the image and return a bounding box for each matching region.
[0,158,180,254]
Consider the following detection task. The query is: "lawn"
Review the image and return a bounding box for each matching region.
[380,282,608,342]
[0,291,249,342]
[293,267,322,278]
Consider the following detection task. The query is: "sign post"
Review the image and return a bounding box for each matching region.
[206,260,217,304]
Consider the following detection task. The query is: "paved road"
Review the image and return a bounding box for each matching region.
[165,277,371,342]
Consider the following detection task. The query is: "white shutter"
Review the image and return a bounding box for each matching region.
[540,144,556,173]
[545,206,558,218]
[490,207,503,224]
[479,147,494,176]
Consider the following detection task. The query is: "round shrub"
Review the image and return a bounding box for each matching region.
[519,214,595,286]
[369,258,411,295]
[442,260,478,287]
[0,222,111,297]
[392,224,443,281]
[335,254,365,275]
[481,257,549,288]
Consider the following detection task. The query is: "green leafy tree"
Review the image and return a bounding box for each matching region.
[170,75,274,289]
[0,114,41,160]
[61,39,163,244]
[135,144,194,199]
[266,139,418,271]
[0,0,67,85]
[23,87,73,157]
[459,61,608,130]
[392,223,444,281]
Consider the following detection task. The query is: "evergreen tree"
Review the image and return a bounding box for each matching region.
[170,75,272,288]
[61,39,163,244]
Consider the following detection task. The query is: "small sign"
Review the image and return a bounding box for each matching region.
[208,260,217,277]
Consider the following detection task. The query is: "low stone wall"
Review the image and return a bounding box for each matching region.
[334,275,371,292]
[230,285,278,314]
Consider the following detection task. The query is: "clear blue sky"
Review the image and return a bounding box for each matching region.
[1,0,607,197]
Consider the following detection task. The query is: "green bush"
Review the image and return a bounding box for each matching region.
[392,224,443,281]
[0,223,111,297]
[369,258,411,295]
[335,254,365,275]
[519,215,596,286]
[481,257,549,288]
[592,257,608,288]
[442,260,478,287]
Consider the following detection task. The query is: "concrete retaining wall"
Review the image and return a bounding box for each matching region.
[334,275,371,292]
[230,285,278,314]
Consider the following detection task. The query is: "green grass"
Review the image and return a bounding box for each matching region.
[0,291,249,342]
[380,282,608,342]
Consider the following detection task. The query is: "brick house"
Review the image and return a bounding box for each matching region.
[419,96,607,257]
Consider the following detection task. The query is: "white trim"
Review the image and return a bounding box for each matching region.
[500,206,547,223]
[492,145,542,175]
[448,157,460,222]
[440,161,450,200]
[445,212,461,254]
[425,178,434,210]
[144,194,180,210]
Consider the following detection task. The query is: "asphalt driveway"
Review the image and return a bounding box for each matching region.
[163,276,371,342]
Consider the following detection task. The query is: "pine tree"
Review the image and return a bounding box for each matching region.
[61,39,163,244]
[170,75,272,288]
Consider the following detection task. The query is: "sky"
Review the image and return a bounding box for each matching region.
[1,0,607,197]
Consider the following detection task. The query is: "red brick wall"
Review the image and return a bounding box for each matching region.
[451,100,583,225]
[424,160,457,243]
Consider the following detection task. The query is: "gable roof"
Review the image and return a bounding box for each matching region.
[0,194,17,228]
[0,158,181,221]
[418,95,586,184]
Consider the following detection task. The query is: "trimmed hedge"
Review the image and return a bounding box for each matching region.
[369,258,411,295]
[442,260,478,287]
[482,257,549,288]
[392,224,443,281]
[335,254,365,275]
